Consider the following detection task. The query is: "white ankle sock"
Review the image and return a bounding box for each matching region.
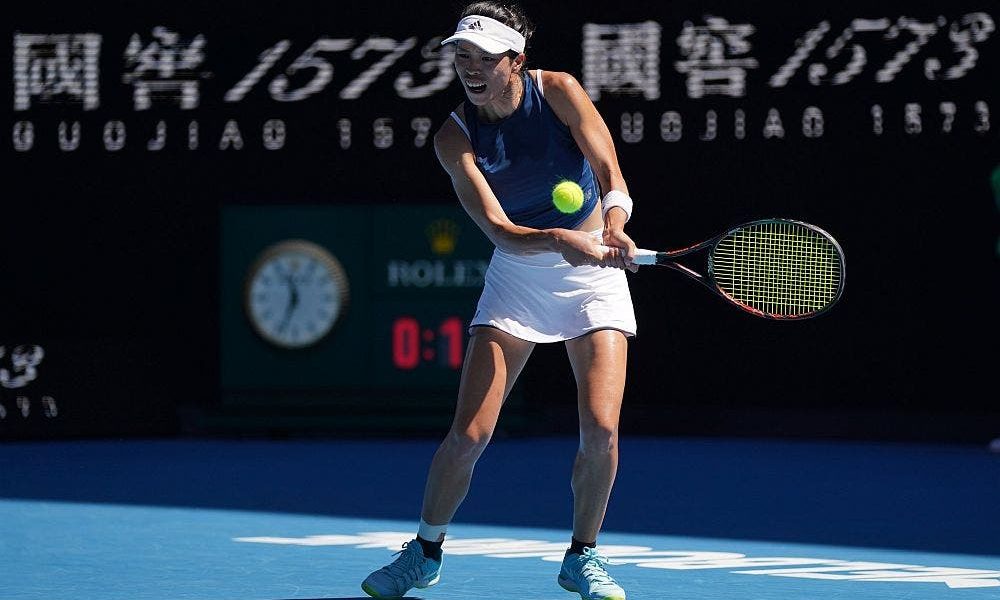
[418,518,448,542]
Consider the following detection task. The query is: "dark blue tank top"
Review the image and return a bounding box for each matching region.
[460,72,599,229]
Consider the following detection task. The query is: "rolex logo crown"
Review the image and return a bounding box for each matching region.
[427,219,459,255]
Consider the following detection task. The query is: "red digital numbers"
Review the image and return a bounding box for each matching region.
[391,316,464,370]
[391,316,421,369]
[438,316,463,369]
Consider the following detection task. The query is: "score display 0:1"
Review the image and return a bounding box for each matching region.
[390,315,464,370]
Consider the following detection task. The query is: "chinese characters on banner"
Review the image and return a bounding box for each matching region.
[10,13,996,150]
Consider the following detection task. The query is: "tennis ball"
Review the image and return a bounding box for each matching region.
[552,180,584,214]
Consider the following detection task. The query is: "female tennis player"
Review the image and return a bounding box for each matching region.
[363,3,637,599]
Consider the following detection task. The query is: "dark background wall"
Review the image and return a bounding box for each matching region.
[2,0,998,441]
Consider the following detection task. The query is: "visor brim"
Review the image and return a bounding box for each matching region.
[441,32,519,55]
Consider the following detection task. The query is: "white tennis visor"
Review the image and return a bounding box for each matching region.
[441,15,526,55]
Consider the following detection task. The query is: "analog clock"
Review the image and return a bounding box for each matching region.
[244,239,349,349]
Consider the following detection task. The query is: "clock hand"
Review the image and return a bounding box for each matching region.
[287,273,300,310]
[278,272,299,333]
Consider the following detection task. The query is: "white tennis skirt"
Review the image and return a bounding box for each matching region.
[470,233,637,343]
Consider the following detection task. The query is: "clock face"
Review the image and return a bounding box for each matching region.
[244,240,349,349]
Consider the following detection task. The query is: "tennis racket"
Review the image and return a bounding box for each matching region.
[607,218,845,320]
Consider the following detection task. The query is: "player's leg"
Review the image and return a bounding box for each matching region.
[558,328,628,600]
[566,328,627,542]
[362,326,534,599]
[420,326,535,526]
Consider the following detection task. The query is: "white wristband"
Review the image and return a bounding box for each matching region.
[602,190,633,222]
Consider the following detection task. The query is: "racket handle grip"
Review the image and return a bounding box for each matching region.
[633,249,657,265]
[597,246,657,265]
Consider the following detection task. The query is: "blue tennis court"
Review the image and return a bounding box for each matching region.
[3,437,998,599]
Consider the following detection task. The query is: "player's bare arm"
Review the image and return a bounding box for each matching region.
[542,71,629,201]
[433,116,608,265]
[543,71,637,263]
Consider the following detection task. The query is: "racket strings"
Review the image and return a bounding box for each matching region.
[710,221,843,317]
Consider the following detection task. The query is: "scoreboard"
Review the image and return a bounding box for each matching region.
[220,204,495,411]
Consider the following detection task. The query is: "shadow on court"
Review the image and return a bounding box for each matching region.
[1,436,998,557]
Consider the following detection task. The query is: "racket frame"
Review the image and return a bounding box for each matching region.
[640,218,846,320]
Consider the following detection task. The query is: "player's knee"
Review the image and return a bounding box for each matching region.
[445,425,493,458]
[579,422,618,454]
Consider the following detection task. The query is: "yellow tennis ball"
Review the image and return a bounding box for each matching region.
[552,180,584,214]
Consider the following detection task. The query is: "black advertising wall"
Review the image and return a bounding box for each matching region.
[2,1,998,440]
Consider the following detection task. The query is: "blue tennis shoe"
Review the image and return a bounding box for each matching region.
[558,547,626,600]
[361,539,442,599]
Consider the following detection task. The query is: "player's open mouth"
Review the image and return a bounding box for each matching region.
[465,81,487,94]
